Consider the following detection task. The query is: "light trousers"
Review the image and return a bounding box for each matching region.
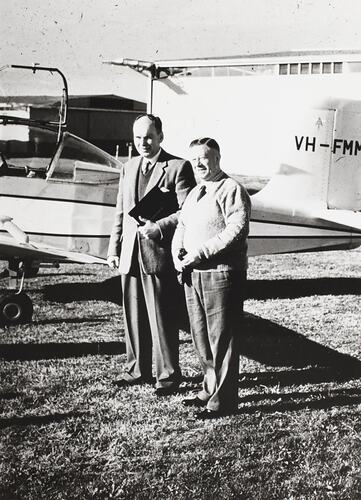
[185,270,244,411]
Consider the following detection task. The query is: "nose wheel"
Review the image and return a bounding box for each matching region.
[0,291,33,326]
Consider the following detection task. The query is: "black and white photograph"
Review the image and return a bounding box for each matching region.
[1,1,360,498]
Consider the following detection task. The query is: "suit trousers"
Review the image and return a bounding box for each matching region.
[121,261,181,389]
[184,270,244,412]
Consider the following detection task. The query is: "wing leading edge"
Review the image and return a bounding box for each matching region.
[0,235,107,265]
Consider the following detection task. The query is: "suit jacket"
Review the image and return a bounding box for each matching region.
[108,149,196,274]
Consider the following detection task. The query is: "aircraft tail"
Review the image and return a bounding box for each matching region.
[252,103,361,215]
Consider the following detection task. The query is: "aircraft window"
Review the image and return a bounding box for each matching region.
[180,65,277,77]
[227,67,248,76]
[213,67,229,76]
[348,62,361,73]
[48,132,121,184]
[235,64,276,76]
[311,63,321,74]
[183,67,212,77]
[175,61,350,79]
[301,63,309,75]
[0,122,58,177]
[227,66,258,76]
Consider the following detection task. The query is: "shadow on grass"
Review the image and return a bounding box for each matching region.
[38,271,97,278]
[43,276,190,331]
[238,366,361,388]
[240,313,361,374]
[33,316,112,326]
[179,337,192,345]
[43,276,122,304]
[237,387,361,415]
[0,391,21,400]
[0,341,125,361]
[0,411,88,429]
[42,276,361,306]
[246,277,361,299]
[5,279,360,378]
[0,268,96,278]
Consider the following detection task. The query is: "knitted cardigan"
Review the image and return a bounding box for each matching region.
[172,173,251,271]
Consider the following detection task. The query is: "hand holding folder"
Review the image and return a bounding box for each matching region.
[128,185,178,225]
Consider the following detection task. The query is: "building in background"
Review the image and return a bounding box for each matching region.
[33,94,146,159]
[67,95,146,158]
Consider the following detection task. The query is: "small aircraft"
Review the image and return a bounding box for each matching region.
[108,51,361,256]
[1,56,361,326]
[0,65,121,325]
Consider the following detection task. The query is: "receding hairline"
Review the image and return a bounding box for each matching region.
[133,113,163,134]
[189,137,220,154]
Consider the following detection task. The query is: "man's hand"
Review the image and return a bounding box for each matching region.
[107,255,119,269]
[138,217,161,240]
[173,256,185,273]
[181,251,201,268]
[173,247,187,272]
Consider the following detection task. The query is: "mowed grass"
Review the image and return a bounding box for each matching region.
[0,249,360,500]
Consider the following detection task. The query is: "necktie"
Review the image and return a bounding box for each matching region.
[142,160,152,175]
[197,184,206,201]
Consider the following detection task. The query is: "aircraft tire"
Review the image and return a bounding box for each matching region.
[0,292,33,326]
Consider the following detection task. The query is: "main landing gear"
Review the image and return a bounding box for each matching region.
[0,260,34,326]
[0,291,33,326]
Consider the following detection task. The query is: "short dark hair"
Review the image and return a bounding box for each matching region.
[134,114,163,134]
[189,137,220,154]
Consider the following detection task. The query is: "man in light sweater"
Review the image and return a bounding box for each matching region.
[172,137,251,419]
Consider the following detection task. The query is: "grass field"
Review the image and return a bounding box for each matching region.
[0,249,360,499]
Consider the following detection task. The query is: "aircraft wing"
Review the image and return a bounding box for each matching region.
[0,235,107,265]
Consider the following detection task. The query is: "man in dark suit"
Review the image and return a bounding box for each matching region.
[107,114,195,395]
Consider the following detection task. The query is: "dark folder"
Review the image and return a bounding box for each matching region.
[128,185,178,224]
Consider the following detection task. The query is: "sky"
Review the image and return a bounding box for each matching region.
[2,0,361,101]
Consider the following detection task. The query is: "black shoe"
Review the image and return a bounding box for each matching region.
[112,376,154,387]
[154,385,179,396]
[182,396,207,407]
[195,408,235,420]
